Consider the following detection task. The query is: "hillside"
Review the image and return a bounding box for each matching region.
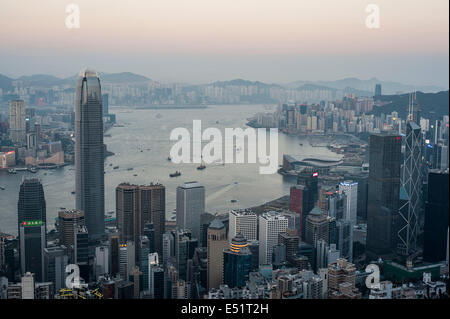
[369,91,449,122]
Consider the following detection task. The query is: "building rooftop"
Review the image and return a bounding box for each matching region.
[209,219,225,230]
[179,181,204,189]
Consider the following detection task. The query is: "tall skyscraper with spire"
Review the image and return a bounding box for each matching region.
[75,69,105,240]
[397,93,422,256]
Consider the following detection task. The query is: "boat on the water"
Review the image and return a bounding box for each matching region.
[197,164,206,170]
[113,166,119,169]
[170,171,181,177]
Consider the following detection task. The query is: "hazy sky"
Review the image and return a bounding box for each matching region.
[0,0,448,86]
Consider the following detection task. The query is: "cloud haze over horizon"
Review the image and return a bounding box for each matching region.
[0,0,448,86]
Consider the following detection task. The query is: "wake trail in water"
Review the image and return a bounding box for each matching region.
[206,182,237,203]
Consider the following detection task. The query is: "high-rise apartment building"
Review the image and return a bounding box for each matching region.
[9,100,26,143]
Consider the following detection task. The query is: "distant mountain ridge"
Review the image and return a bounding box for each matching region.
[0,72,153,89]
[211,78,282,89]
[1,72,447,97]
[287,77,446,95]
[369,90,449,122]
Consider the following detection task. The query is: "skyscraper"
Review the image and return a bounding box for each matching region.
[278,232,300,263]
[102,93,109,115]
[116,183,140,254]
[9,100,26,143]
[423,170,449,262]
[74,225,89,282]
[398,99,422,256]
[339,181,358,225]
[116,183,166,258]
[109,235,120,277]
[335,219,353,262]
[177,229,198,281]
[259,212,288,265]
[75,69,105,240]
[297,170,319,204]
[228,210,257,244]
[176,182,205,240]
[290,185,316,239]
[304,207,329,247]
[207,219,227,290]
[18,178,46,281]
[148,253,164,299]
[44,246,68,292]
[18,178,46,232]
[140,184,166,256]
[58,209,84,250]
[94,245,109,280]
[374,84,382,97]
[366,134,402,257]
[223,233,253,288]
[19,220,46,282]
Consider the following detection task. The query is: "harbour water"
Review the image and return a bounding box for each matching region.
[0,104,338,235]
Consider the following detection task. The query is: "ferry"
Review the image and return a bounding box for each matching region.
[170,171,181,177]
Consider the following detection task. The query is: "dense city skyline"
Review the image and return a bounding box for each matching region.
[0,0,449,306]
